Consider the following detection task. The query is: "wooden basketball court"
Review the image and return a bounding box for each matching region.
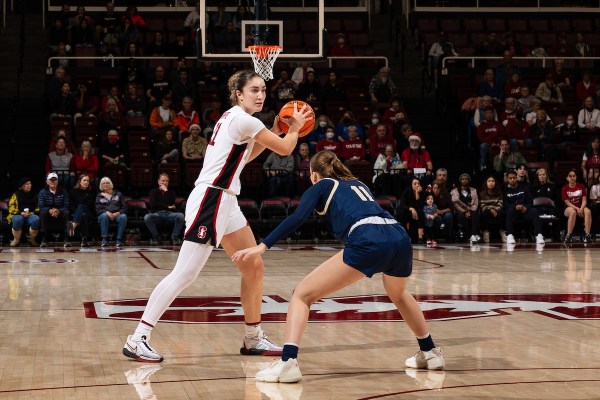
[0,242,599,399]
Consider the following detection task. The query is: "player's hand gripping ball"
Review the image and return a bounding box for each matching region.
[277,100,315,137]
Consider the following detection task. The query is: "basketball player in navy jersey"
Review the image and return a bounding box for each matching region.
[232,151,445,382]
[122,70,312,362]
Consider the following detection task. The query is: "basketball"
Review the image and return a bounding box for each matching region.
[277,100,315,137]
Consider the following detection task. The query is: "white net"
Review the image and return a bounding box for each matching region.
[248,46,282,81]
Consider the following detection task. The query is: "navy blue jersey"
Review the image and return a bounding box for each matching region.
[262,178,394,248]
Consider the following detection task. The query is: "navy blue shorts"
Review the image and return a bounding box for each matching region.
[343,223,413,278]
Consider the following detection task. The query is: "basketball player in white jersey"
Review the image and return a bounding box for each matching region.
[123,69,312,362]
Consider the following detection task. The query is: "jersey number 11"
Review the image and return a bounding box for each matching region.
[351,185,374,201]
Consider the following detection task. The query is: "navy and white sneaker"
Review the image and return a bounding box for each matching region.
[123,335,163,363]
[240,333,283,356]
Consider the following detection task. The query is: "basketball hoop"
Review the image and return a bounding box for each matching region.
[248,45,282,81]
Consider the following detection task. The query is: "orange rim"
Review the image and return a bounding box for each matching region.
[248,45,282,59]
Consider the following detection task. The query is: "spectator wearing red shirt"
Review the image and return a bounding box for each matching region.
[316,126,341,155]
[561,169,592,243]
[340,125,366,162]
[365,112,383,140]
[72,141,99,181]
[369,124,396,160]
[505,114,532,151]
[174,96,200,134]
[400,135,433,187]
[576,70,596,104]
[400,135,432,171]
[383,98,409,135]
[477,109,504,170]
[329,33,353,57]
[500,97,518,126]
[504,72,524,99]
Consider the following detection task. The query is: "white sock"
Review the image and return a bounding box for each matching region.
[244,322,262,338]
[133,320,154,340]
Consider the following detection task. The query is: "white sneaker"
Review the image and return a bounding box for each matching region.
[241,333,283,356]
[535,233,545,244]
[506,234,516,244]
[405,347,445,370]
[123,335,163,363]
[482,230,490,243]
[256,359,303,383]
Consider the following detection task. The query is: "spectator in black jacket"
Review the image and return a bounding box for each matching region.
[38,172,70,248]
[322,70,347,105]
[143,173,185,245]
[503,169,545,245]
[68,173,96,247]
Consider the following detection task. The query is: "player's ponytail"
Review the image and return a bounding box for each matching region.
[228,69,262,106]
[310,151,356,181]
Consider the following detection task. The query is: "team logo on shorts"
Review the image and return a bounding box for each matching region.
[197,226,208,239]
[83,293,600,323]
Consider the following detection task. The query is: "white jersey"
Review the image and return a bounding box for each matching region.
[195,105,265,195]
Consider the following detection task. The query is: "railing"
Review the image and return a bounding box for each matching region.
[46,1,369,12]
[46,55,389,69]
[441,56,600,72]
[413,0,600,12]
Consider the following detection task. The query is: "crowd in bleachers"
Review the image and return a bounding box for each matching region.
[1,2,401,247]
[416,14,600,244]
[6,7,600,248]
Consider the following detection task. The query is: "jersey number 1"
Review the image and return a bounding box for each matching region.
[351,185,374,201]
[208,122,222,146]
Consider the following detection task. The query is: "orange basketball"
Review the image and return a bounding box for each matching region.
[277,100,315,137]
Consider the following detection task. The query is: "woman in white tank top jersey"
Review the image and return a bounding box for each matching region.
[122,69,312,363]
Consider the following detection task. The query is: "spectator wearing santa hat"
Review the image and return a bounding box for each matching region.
[400,135,434,188]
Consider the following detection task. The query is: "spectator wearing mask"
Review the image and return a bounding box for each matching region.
[557,114,580,151]
[329,33,353,56]
[316,125,341,155]
[308,115,334,153]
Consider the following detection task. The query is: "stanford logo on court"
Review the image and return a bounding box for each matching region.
[84,293,600,323]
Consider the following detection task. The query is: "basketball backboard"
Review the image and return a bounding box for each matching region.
[197,0,326,61]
